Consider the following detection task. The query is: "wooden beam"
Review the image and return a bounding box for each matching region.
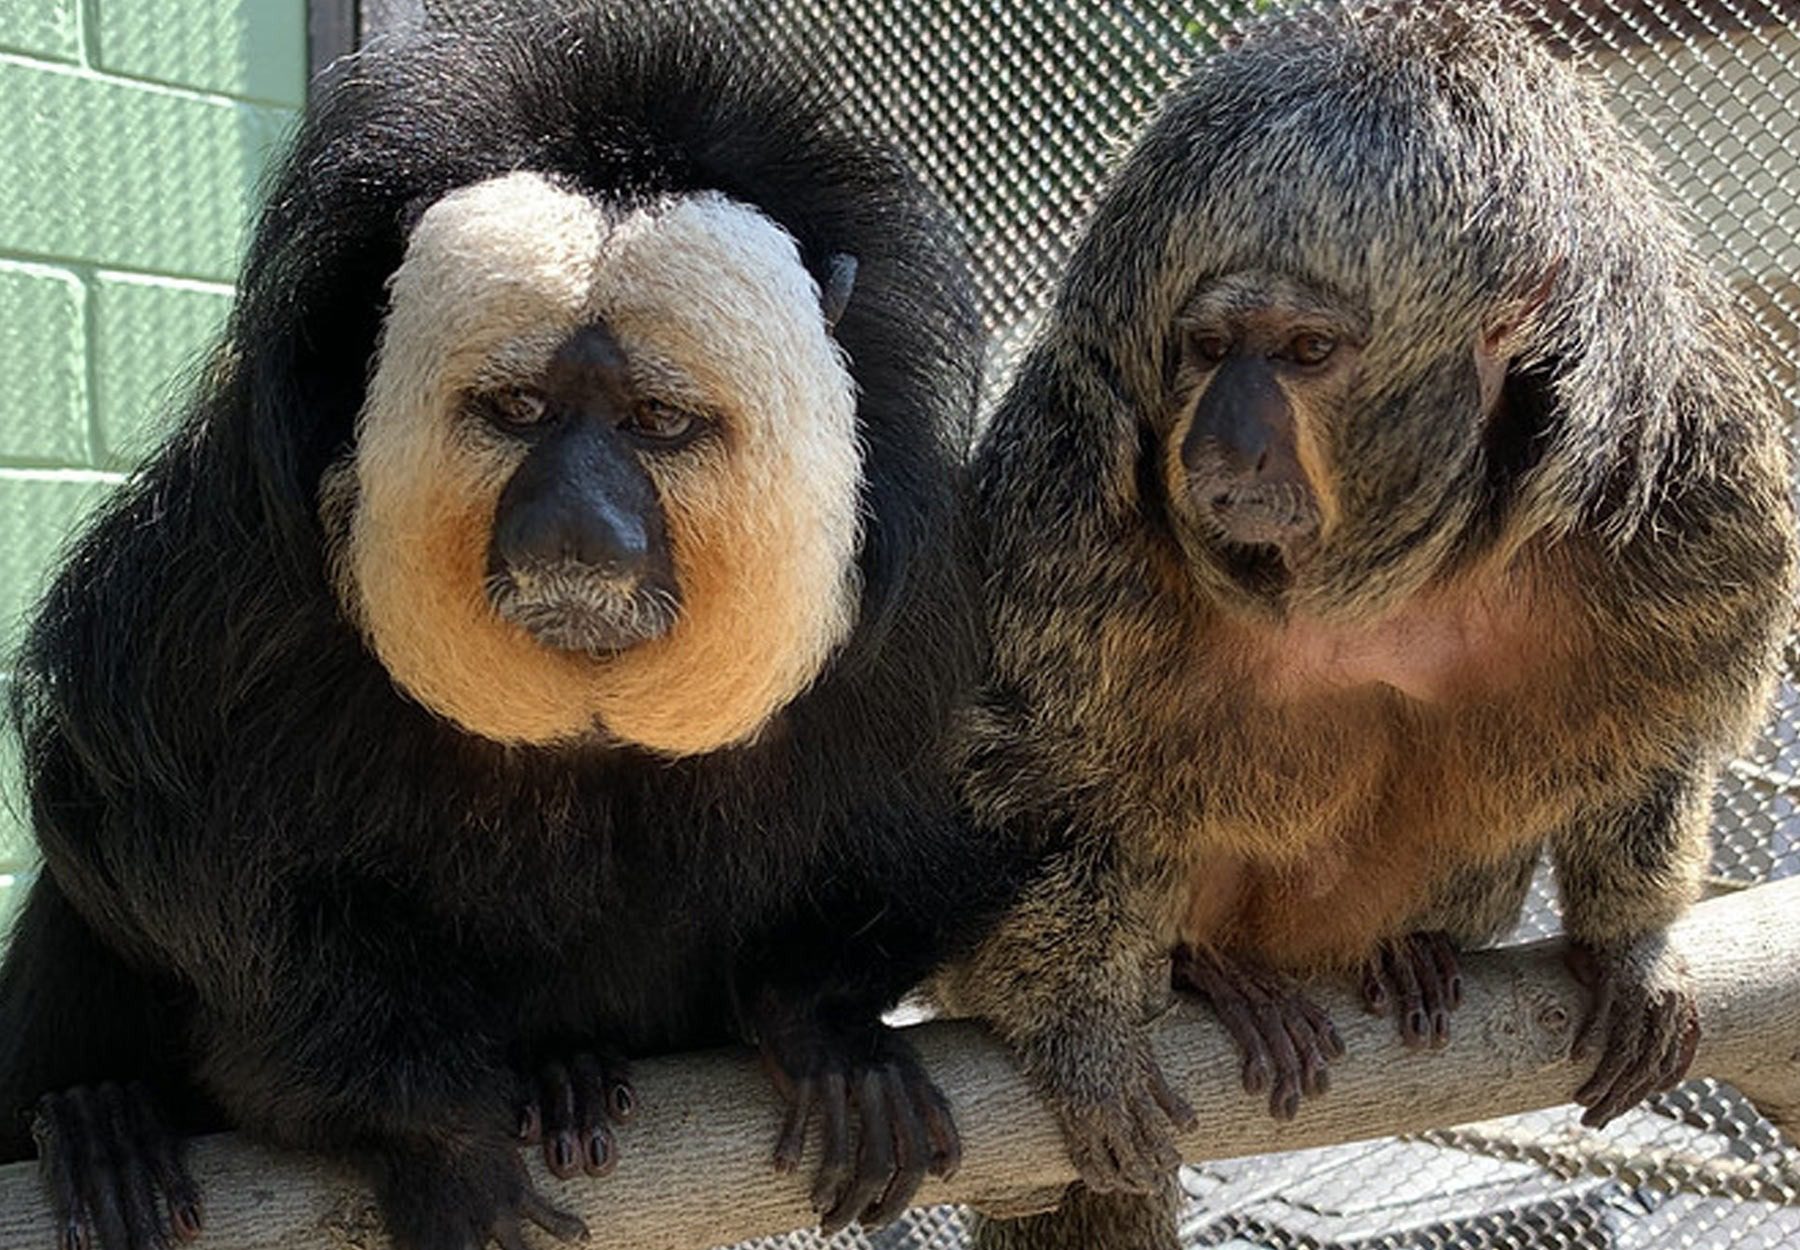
[0,879,1795,1249]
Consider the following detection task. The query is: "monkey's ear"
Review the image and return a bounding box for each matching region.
[819,253,859,332]
[1476,260,1563,416]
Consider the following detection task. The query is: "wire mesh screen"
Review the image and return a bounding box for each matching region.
[413,2,1800,1247]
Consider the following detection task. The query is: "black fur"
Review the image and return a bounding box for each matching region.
[1,4,1011,1244]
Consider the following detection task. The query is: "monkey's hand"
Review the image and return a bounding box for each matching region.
[32,1081,202,1250]
[1566,936,1699,1129]
[514,1050,635,1182]
[758,1012,959,1234]
[372,1132,588,1250]
[1174,945,1343,1121]
[1023,1023,1195,1195]
[1359,930,1464,1051]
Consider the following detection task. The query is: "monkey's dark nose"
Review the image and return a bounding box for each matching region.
[494,492,650,579]
[1182,357,1289,482]
[490,417,659,581]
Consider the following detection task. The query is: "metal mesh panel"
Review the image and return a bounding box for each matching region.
[408,2,1800,1246]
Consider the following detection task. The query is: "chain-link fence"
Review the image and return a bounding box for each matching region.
[408,2,1800,1246]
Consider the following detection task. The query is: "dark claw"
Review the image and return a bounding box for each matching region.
[772,1078,815,1174]
[862,1069,927,1227]
[914,1076,961,1180]
[809,1072,852,1217]
[32,1082,199,1250]
[607,1081,635,1123]
[820,1071,893,1231]
[523,1050,632,1185]
[1176,945,1341,1121]
[759,1013,957,1233]
[1363,932,1463,1052]
[1567,938,1699,1129]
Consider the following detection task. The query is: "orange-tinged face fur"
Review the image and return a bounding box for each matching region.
[323,173,864,753]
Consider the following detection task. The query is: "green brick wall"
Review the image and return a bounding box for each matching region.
[0,0,305,929]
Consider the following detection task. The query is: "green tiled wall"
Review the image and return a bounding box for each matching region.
[0,1,304,929]
[95,1,305,105]
[0,262,87,465]
[0,0,79,63]
[93,272,234,465]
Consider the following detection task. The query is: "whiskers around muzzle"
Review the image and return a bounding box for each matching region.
[1185,448,1323,551]
[487,560,681,657]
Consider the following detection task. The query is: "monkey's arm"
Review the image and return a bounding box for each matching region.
[936,832,1193,1196]
[1548,765,1709,1128]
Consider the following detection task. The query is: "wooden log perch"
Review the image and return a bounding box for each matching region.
[2,879,1796,1250]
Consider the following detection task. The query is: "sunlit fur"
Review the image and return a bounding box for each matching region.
[0,10,1008,1248]
[329,174,862,752]
[953,7,1796,1249]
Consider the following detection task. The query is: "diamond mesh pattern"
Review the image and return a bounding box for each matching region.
[407,3,1800,1246]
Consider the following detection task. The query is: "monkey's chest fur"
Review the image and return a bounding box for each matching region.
[1119,583,1600,970]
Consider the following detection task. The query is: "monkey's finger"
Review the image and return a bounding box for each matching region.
[1571,972,1616,1064]
[1428,933,1464,1011]
[67,1087,136,1250]
[1359,958,1392,1017]
[1249,999,1306,1120]
[578,1124,615,1179]
[97,1083,166,1250]
[1408,942,1449,1050]
[1282,1014,1332,1100]
[1582,1008,1663,1128]
[598,1053,636,1124]
[1299,997,1347,1062]
[494,1216,531,1250]
[518,1184,589,1244]
[808,1072,852,1216]
[1575,1008,1648,1123]
[1125,1088,1182,1173]
[1591,1066,1660,1130]
[1100,1112,1160,1195]
[1145,1058,1197,1133]
[1656,1000,1700,1092]
[567,1054,617,1178]
[34,1094,94,1250]
[122,1085,201,1245]
[1066,1130,1121,1194]
[914,1080,957,1181]
[1202,989,1273,1096]
[862,1069,928,1227]
[537,1061,581,1180]
[1381,942,1429,1049]
[773,1077,816,1175]
[1567,945,1614,1062]
[820,1071,893,1234]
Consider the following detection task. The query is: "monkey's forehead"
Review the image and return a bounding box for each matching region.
[385,171,827,389]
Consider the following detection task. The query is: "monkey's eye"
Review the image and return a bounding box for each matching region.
[484,386,551,429]
[620,401,705,447]
[1288,333,1338,367]
[1191,333,1232,365]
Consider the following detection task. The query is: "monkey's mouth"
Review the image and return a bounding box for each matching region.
[1197,483,1321,551]
[486,561,680,657]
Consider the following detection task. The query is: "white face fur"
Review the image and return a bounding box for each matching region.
[327,172,865,754]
